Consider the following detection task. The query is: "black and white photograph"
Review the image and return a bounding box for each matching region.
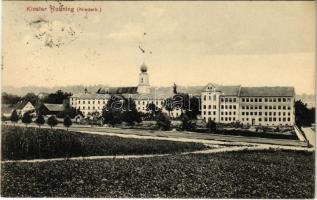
[1,0,316,198]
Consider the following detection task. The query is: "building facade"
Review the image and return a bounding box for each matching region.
[201,83,295,126]
[69,64,182,118]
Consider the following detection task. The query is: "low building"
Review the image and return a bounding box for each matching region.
[37,103,64,116]
[13,100,35,116]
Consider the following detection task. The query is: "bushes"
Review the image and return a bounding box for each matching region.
[1,126,206,160]
[156,113,171,131]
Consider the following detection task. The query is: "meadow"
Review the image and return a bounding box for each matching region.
[1,149,314,198]
[1,125,207,160]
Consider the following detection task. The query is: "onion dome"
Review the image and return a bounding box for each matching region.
[140,63,147,72]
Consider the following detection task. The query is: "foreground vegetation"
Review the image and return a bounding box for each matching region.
[1,126,206,160]
[1,150,314,198]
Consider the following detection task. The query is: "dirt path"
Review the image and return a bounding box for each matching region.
[2,144,313,164]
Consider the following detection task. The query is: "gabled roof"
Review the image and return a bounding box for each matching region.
[239,87,295,97]
[202,83,241,96]
[43,103,64,112]
[14,100,33,110]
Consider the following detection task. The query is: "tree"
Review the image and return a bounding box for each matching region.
[206,118,216,133]
[10,110,19,125]
[146,102,158,118]
[2,92,22,106]
[295,100,315,128]
[63,115,72,131]
[164,98,174,117]
[102,95,142,126]
[43,90,72,104]
[21,112,32,127]
[181,114,195,131]
[186,96,200,119]
[47,115,58,129]
[35,114,45,128]
[173,83,178,94]
[23,93,39,105]
[156,113,171,131]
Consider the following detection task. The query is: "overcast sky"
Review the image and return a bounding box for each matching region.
[2,1,315,94]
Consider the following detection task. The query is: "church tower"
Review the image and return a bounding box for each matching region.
[137,63,150,94]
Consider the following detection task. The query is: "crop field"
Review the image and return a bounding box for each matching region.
[1,150,314,198]
[1,125,207,160]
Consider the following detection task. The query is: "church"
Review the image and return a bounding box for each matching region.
[69,63,182,118]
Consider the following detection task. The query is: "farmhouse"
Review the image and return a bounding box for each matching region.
[13,100,35,116]
[37,103,64,115]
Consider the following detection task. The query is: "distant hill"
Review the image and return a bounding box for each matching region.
[2,85,315,108]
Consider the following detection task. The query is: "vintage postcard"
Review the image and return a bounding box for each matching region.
[1,0,315,198]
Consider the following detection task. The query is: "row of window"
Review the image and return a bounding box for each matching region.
[221,105,237,109]
[203,94,217,101]
[241,105,291,110]
[241,97,291,103]
[241,112,291,116]
[75,100,107,105]
[241,117,291,122]
[202,105,217,109]
[221,117,236,121]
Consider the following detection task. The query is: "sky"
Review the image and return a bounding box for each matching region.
[2,1,316,94]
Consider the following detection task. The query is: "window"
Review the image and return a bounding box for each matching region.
[273,98,276,102]
[221,117,223,121]
[278,98,281,102]
[83,101,85,104]
[88,101,90,104]
[213,105,216,109]
[273,106,276,110]
[203,95,206,100]
[203,111,206,115]
[242,106,245,109]
[229,105,232,109]
[229,98,232,102]
[265,98,268,102]
[225,105,228,109]
[233,112,236,115]
[246,98,249,102]
[250,98,253,102]
[208,105,211,109]
[283,98,286,102]
[259,98,262,102]
[287,118,290,121]
[233,105,236,109]
[255,98,258,102]
[213,111,216,115]
[203,105,206,109]
[242,98,245,102]
[221,105,224,109]
[233,98,236,102]
[242,112,245,115]
[265,106,268,109]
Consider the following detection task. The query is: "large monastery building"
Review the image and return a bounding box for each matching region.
[70,64,295,127]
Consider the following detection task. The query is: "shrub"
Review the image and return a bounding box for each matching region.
[35,114,45,128]
[21,112,32,127]
[10,110,19,125]
[156,113,171,131]
[206,118,216,133]
[47,115,58,128]
[63,115,72,130]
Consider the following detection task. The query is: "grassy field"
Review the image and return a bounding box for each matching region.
[1,150,314,198]
[1,125,206,160]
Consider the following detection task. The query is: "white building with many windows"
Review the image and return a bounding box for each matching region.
[69,63,182,118]
[201,83,295,126]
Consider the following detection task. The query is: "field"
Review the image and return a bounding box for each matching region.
[1,150,314,198]
[1,126,206,160]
